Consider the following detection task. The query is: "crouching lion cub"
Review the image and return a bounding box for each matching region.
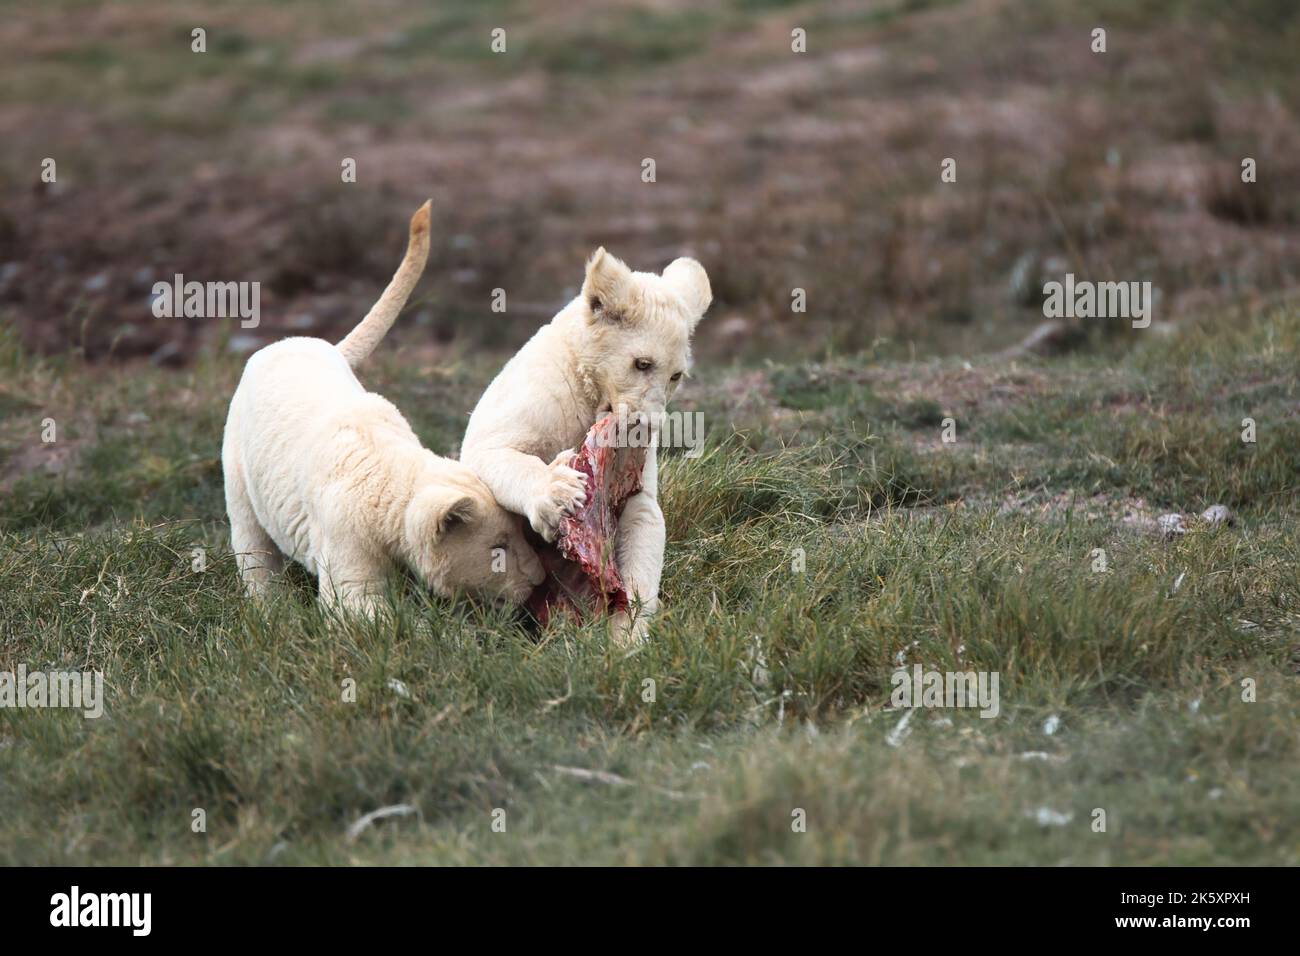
[222,201,544,614]
[461,247,712,643]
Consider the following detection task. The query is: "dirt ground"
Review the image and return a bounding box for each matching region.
[2,0,1298,364]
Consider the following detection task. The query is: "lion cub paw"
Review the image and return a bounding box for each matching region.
[527,449,587,541]
[610,609,650,648]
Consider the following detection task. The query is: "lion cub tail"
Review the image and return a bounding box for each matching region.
[336,199,432,368]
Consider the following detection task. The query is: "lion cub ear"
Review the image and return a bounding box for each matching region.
[431,491,477,540]
[582,247,633,322]
[662,257,712,330]
[408,486,478,546]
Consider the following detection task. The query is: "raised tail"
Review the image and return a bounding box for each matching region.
[336,199,432,368]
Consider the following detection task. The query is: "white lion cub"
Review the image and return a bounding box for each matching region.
[222,201,544,614]
[461,248,711,643]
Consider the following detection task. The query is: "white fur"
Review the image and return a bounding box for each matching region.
[222,203,544,614]
[461,248,711,643]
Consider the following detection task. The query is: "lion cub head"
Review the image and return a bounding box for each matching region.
[404,470,545,605]
[577,248,712,422]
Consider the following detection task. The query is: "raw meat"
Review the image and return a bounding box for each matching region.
[526,414,647,624]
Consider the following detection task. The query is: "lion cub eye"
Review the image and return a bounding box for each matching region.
[634,358,654,372]
[670,371,683,382]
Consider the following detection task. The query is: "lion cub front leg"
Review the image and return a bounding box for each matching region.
[465,446,586,542]
[315,536,389,619]
[611,491,664,646]
[611,446,664,646]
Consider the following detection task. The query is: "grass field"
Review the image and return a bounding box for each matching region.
[1,300,1297,865]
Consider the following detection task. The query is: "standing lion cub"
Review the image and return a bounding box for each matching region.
[222,201,544,614]
[461,248,712,643]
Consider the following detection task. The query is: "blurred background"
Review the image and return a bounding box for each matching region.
[2,0,1298,365]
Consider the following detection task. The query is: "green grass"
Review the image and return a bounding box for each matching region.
[1,306,1298,864]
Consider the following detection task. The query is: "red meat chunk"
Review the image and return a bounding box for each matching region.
[526,414,647,624]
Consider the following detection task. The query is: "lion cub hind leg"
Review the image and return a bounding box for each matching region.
[224,451,286,597]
